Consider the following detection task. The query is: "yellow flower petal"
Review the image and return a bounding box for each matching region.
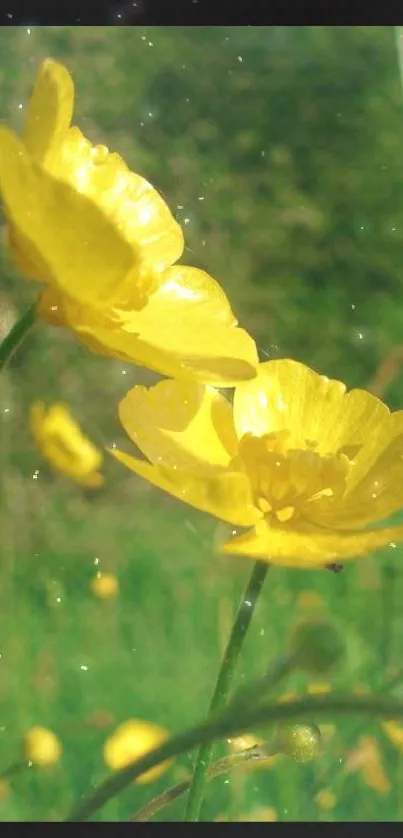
[23,59,74,165]
[54,266,259,385]
[233,359,347,447]
[0,127,138,305]
[48,127,184,270]
[110,448,261,527]
[220,518,403,568]
[119,379,237,470]
[323,410,403,528]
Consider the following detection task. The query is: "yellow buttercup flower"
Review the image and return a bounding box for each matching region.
[103,719,171,784]
[30,401,104,488]
[0,59,258,386]
[90,572,119,600]
[111,358,403,568]
[22,726,62,767]
[345,735,391,794]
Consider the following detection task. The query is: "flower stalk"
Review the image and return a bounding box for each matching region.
[184,559,269,821]
[0,302,37,373]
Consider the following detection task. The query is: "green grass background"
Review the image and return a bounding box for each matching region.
[1,25,403,821]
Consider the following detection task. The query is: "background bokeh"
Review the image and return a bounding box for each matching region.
[1,25,403,821]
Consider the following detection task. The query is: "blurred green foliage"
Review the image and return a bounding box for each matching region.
[1,25,403,822]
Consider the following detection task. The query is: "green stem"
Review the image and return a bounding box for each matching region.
[0,303,37,373]
[0,760,29,781]
[65,693,403,822]
[184,559,269,822]
[131,744,275,822]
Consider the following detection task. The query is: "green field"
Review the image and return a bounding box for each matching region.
[1,25,403,821]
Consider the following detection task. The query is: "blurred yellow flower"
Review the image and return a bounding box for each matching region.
[30,401,104,488]
[381,719,403,750]
[0,59,258,386]
[103,718,171,784]
[90,572,119,600]
[306,682,332,696]
[22,726,62,767]
[345,735,391,794]
[316,789,337,811]
[111,359,403,568]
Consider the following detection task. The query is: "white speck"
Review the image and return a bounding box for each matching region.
[357,332,363,340]
[224,779,230,784]
[121,369,127,375]
[184,218,190,225]
[197,196,205,201]
[244,599,252,607]
[148,42,154,47]
[3,408,10,414]
[237,55,243,63]
[6,12,12,18]
[260,628,265,636]
[32,469,40,480]
[389,542,397,549]
[261,150,266,157]
[94,557,100,565]
[26,27,31,34]
[80,665,89,671]
[17,103,23,110]
[185,98,190,103]
[351,303,356,310]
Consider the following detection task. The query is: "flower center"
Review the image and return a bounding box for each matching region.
[238,431,358,524]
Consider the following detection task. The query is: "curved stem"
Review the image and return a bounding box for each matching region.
[184,560,269,822]
[65,693,403,822]
[0,303,37,373]
[131,744,275,821]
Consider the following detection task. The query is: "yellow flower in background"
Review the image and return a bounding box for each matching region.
[0,59,258,386]
[90,572,119,600]
[110,358,403,568]
[103,719,171,784]
[315,789,337,811]
[22,726,62,767]
[345,735,391,794]
[30,401,104,488]
[381,719,403,751]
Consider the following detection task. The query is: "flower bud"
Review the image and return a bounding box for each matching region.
[291,619,345,674]
[275,723,322,763]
